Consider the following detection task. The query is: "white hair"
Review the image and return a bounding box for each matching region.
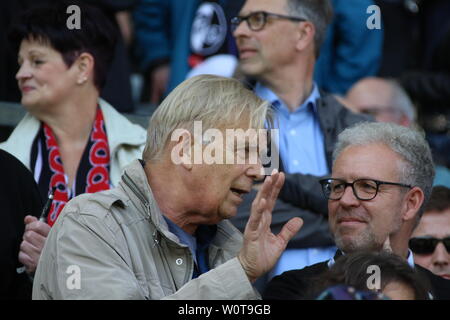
[143,74,271,162]
[388,79,416,123]
[333,122,435,217]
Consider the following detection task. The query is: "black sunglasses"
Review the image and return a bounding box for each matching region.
[409,237,450,254]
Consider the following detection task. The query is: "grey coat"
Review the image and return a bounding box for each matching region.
[33,159,259,300]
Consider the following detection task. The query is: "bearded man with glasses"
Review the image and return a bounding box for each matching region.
[264,122,450,300]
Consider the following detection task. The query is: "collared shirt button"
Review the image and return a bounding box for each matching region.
[176,258,183,265]
[293,160,299,166]
[290,129,296,136]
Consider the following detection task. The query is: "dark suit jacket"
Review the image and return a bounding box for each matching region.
[263,251,450,300]
[0,150,42,299]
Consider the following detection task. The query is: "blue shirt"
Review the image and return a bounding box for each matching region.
[254,82,328,176]
[163,216,215,278]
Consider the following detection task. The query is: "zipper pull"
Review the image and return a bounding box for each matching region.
[152,229,160,248]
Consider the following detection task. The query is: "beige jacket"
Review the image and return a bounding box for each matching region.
[32,159,260,300]
[0,98,146,186]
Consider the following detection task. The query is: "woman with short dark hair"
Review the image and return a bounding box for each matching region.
[0,1,146,274]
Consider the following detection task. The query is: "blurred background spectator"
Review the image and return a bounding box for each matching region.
[345,77,416,127]
[132,0,243,105]
[0,0,136,113]
[375,0,450,171]
[310,251,431,300]
[344,76,450,188]
[131,0,383,104]
[410,186,450,280]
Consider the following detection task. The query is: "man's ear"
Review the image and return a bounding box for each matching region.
[74,52,94,84]
[296,21,315,52]
[402,187,424,222]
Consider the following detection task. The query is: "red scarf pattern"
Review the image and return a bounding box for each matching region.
[38,108,110,226]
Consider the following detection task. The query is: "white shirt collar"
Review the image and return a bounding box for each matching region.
[327,249,416,269]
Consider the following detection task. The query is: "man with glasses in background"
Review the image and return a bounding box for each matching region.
[264,122,450,300]
[229,0,371,283]
[410,186,450,280]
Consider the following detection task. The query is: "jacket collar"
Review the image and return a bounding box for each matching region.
[120,159,177,242]
[0,112,39,169]
[120,159,243,251]
[0,98,147,169]
[327,249,416,269]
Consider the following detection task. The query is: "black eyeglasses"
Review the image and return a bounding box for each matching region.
[231,11,306,32]
[319,178,413,201]
[409,237,450,254]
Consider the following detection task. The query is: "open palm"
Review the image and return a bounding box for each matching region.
[239,171,303,282]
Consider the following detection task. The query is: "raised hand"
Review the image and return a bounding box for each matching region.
[238,171,303,283]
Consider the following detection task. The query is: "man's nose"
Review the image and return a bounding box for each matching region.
[432,242,450,268]
[233,19,251,39]
[338,186,360,207]
[247,158,264,182]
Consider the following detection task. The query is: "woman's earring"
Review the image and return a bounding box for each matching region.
[78,77,87,84]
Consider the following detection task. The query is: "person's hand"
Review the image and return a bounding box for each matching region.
[238,171,303,283]
[150,64,170,105]
[18,215,51,274]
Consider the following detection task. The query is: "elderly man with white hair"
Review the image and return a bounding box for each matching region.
[33,75,303,300]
